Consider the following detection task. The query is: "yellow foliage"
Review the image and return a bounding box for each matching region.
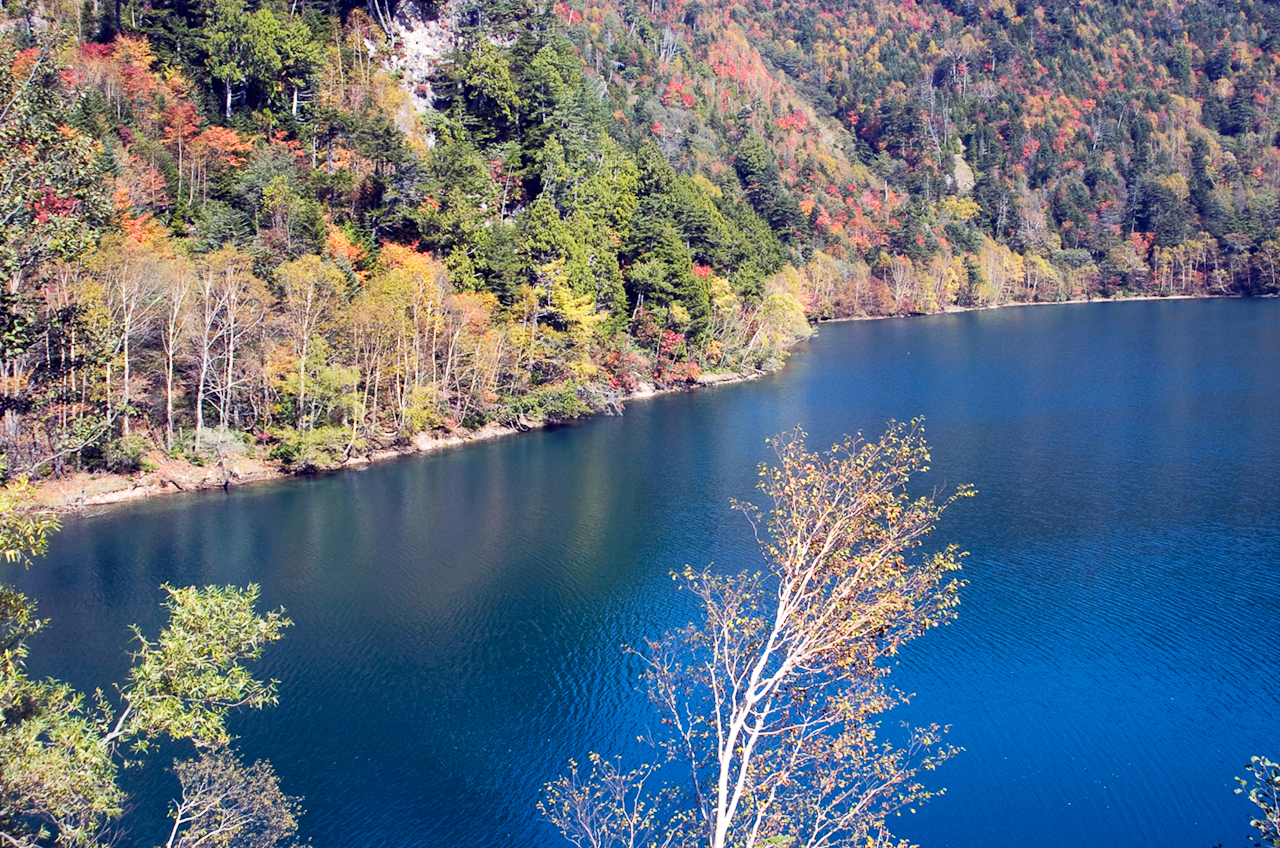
[380,243,448,287]
[761,274,814,343]
[1004,251,1025,284]
[704,339,725,366]
[708,275,737,320]
[943,263,961,305]
[372,76,433,158]
[758,290,811,348]
[1156,173,1190,202]
[542,259,604,347]
[939,196,980,223]
[566,359,602,382]
[693,173,722,198]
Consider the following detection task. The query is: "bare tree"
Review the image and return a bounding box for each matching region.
[96,234,167,437]
[277,255,345,433]
[190,254,227,453]
[887,255,917,310]
[545,422,972,848]
[541,755,673,848]
[190,247,264,450]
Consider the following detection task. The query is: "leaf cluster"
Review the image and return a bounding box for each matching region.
[1237,756,1280,847]
[0,479,294,847]
[119,583,291,748]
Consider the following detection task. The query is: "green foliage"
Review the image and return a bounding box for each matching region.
[441,40,520,141]
[205,0,292,118]
[0,483,294,846]
[0,35,111,294]
[120,584,291,747]
[104,435,151,474]
[267,426,354,471]
[234,147,306,229]
[0,480,57,565]
[0,613,124,845]
[506,383,594,424]
[733,133,804,243]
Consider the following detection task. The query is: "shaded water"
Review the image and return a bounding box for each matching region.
[11,298,1280,847]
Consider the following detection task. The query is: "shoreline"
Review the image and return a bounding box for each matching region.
[29,370,766,513]
[813,291,1236,326]
[28,289,1267,513]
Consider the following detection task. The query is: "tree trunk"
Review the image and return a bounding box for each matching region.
[297,335,308,431]
[121,328,131,437]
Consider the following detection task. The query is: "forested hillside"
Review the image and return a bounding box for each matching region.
[550,0,1280,311]
[0,0,1274,482]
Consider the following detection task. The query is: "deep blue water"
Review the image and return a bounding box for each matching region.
[10,298,1280,848]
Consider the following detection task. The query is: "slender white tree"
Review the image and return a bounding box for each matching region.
[545,421,972,848]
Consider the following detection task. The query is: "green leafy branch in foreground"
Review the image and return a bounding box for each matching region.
[0,480,59,566]
[0,480,297,847]
[101,584,292,751]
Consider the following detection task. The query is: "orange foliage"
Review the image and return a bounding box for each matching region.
[195,126,252,168]
[325,224,368,272]
[118,211,169,246]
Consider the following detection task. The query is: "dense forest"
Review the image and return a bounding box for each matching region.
[0,0,1276,480]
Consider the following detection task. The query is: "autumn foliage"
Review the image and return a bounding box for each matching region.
[0,0,1275,477]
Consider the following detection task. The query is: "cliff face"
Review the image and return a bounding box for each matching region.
[389,0,461,114]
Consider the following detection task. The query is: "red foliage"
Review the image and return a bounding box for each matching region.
[1130,231,1154,258]
[661,79,684,106]
[775,110,809,131]
[30,189,76,225]
[604,347,643,392]
[10,48,40,78]
[162,99,202,149]
[658,329,685,359]
[79,43,113,60]
[195,126,251,167]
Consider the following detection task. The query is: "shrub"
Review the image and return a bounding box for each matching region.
[268,427,354,471]
[105,436,151,474]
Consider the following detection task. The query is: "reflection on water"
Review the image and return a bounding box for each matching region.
[10,298,1280,848]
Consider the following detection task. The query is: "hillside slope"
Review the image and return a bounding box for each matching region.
[547,0,1280,308]
[0,0,1273,482]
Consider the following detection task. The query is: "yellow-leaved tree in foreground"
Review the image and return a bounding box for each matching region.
[543,421,972,848]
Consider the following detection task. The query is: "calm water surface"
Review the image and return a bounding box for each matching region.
[12,299,1280,848]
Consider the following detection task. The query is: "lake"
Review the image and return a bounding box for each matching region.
[12,298,1280,848]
